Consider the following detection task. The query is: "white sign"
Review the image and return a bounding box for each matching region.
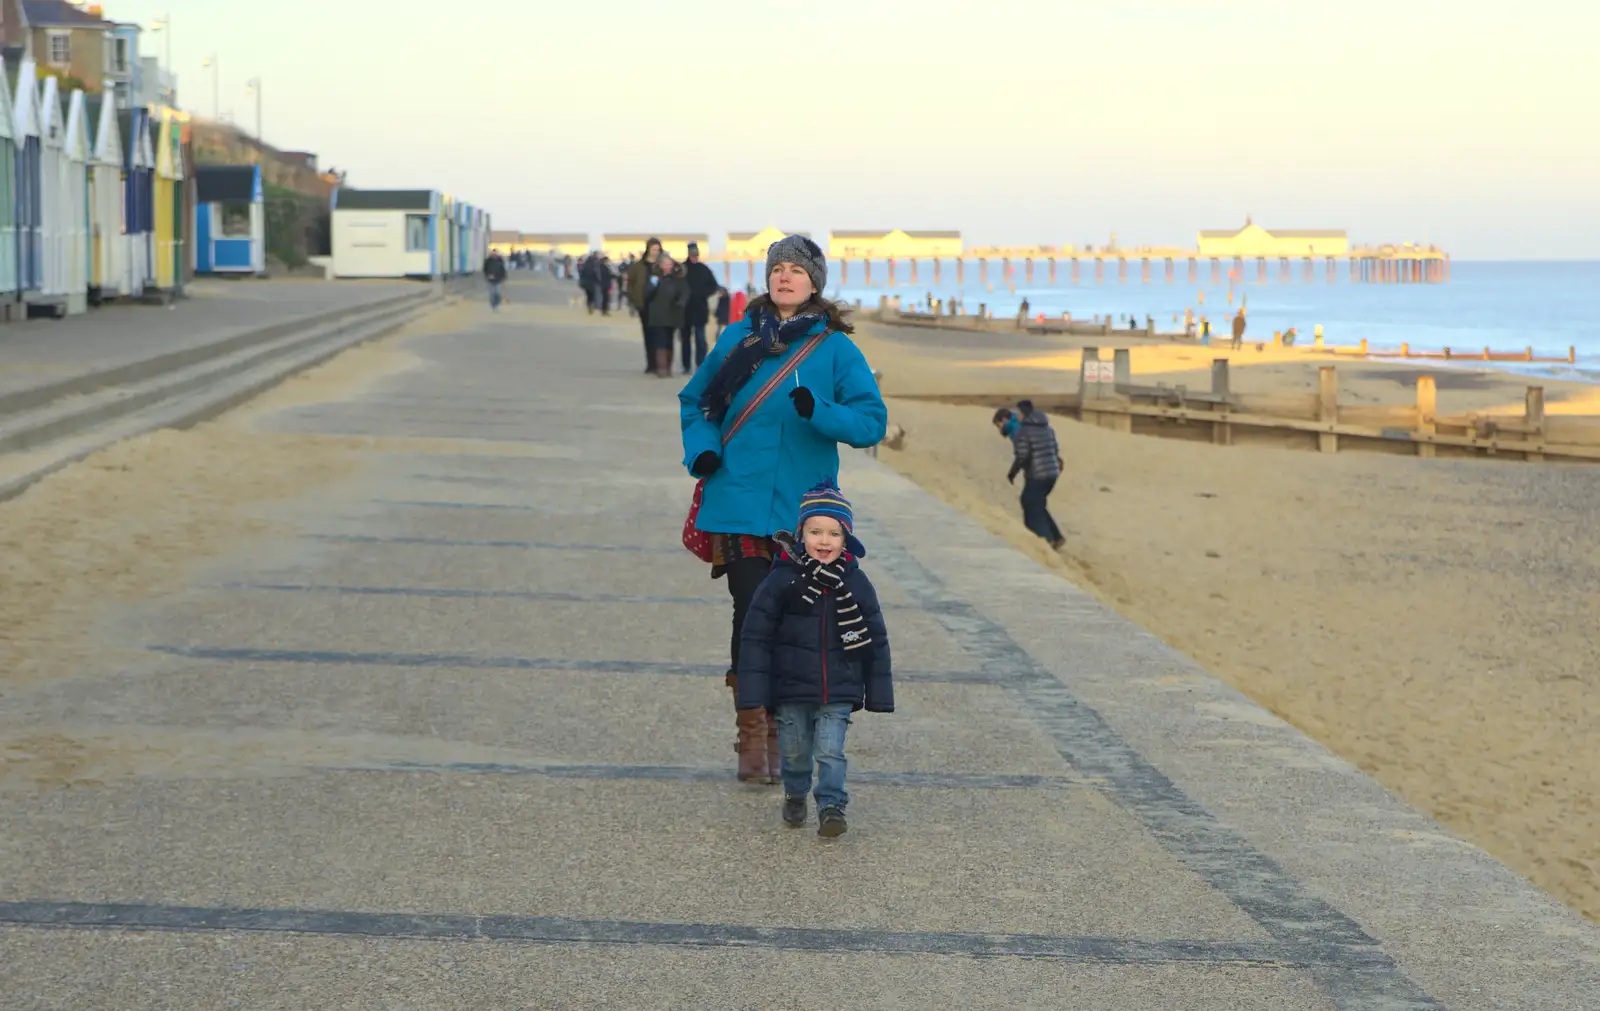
[1086,360,1114,383]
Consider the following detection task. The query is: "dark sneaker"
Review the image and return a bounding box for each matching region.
[782,795,807,828]
[817,806,847,838]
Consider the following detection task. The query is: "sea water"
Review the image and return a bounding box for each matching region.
[817,260,1600,379]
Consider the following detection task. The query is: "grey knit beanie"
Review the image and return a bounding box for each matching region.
[765,234,827,295]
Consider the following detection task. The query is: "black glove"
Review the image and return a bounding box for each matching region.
[691,451,721,478]
[789,386,815,419]
[1007,469,1019,485]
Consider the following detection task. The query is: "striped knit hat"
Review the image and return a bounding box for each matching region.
[796,482,866,558]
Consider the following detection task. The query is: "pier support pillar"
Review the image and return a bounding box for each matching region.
[723,261,731,285]
[956,258,964,285]
[1025,258,1033,285]
[1165,258,1174,283]
[1049,258,1057,284]
[1140,257,1150,283]
[840,258,848,285]
[1188,257,1197,284]
[1256,257,1267,283]
[864,260,872,286]
[1118,258,1127,283]
[1096,259,1104,284]
[747,260,755,287]
[1211,258,1220,285]
[933,258,941,285]
[1072,258,1080,284]
[910,258,918,286]
[979,259,988,287]
[887,258,897,287]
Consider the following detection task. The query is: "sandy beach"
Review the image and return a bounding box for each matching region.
[852,313,1600,923]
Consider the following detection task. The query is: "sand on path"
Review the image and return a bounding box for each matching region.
[0,302,516,787]
[853,317,1600,923]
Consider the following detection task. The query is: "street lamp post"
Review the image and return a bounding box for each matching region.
[245,77,262,143]
[200,53,218,119]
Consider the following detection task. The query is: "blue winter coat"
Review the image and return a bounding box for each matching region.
[679,318,887,538]
[735,555,894,712]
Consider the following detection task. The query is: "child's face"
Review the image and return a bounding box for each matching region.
[801,516,845,564]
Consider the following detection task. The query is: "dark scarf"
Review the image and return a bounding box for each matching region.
[698,308,825,425]
[781,541,872,654]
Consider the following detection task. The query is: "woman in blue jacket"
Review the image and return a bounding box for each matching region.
[678,234,887,783]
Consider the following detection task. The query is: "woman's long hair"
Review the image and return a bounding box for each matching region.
[744,292,855,335]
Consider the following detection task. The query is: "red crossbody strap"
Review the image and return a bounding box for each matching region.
[721,330,831,446]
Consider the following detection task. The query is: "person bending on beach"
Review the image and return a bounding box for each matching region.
[994,401,1065,549]
[735,483,893,838]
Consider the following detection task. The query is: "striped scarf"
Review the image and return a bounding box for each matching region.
[795,552,873,653]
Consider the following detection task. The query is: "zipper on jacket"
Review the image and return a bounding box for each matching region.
[819,589,829,704]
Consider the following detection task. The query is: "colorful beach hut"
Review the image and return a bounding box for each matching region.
[152,109,182,293]
[86,91,128,301]
[329,188,441,279]
[180,120,195,287]
[10,57,42,311]
[0,57,19,314]
[194,164,264,274]
[62,87,91,314]
[118,106,155,298]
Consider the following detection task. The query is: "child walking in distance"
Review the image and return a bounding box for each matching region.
[736,484,893,837]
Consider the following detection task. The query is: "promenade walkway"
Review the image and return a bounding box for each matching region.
[1,277,1595,1008]
[0,278,423,400]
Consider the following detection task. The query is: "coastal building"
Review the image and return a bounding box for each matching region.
[151,107,189,293]
[826,229,963,259]
[60,81,89,313]
[22,0,116,92]
[330,188,443,279]
[10,55,42,307]
[487,229,521,255]
[601,232,707,262]
[0,54,18,312]
[118,103,154,296]
[724,228,808,261]
[519,232,588,258]
[32,71,68,315]
[193,164,265,275]
[85,89,126,300]
[1197,219,1349,258]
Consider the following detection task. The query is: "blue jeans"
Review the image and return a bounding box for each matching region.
[775,702,852,811]
[488,280,503,309]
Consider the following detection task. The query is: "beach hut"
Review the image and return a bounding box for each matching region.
[152,109,181,293]
[118,106,155,298]
[61,87,90,314]
[179,120,195,287]
[30,73,68,316]
[328,187,440,279]
[86,91,128,302]
[10,57,41,313]
[193,164,264,275]
[0,57,20,316]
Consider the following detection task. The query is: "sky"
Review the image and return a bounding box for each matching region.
[106,0,1600,258]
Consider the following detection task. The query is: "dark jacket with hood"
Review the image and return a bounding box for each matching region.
[736,551,894,713]
[1009,410,1062,482]
[683,259,719,326]
[483,254,507,283]
[645,267,691,329]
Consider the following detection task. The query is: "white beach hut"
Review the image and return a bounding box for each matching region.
[62,87,91,314]
[11,57,43,312]
[329,188,441,278]
[86,91,128,302]
[0,59,20,314]
[31,73,68,316]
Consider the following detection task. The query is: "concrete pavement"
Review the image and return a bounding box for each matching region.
[1,276,1597,1009]
[0,277,424,401]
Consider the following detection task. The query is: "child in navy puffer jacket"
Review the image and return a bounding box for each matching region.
[736,483,893,837]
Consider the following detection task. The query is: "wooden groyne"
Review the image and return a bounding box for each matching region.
[899,347,1600,464]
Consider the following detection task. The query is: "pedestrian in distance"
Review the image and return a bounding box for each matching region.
[678,234,887,785]
[993,401,1065,549]
[736,483,893,837]
[626,238,664,372]
[1231,307,1247,350]
[680,242,720,374]
[713,286,731,340]
[644,254,691,378]
[482,249,508,310]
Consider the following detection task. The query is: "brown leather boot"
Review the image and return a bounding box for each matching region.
[735,708,767,782]
[764,712,781,785]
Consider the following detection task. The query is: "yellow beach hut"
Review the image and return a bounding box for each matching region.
[152,109,183,293]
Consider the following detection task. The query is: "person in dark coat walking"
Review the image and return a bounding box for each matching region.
[626,238,664,371]
[482,251,508,310]
[644,255,690,378]
[994,401,1065,548]
[737,483,893,837]
[1231,308,1247,349]
[678,242,720,374]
